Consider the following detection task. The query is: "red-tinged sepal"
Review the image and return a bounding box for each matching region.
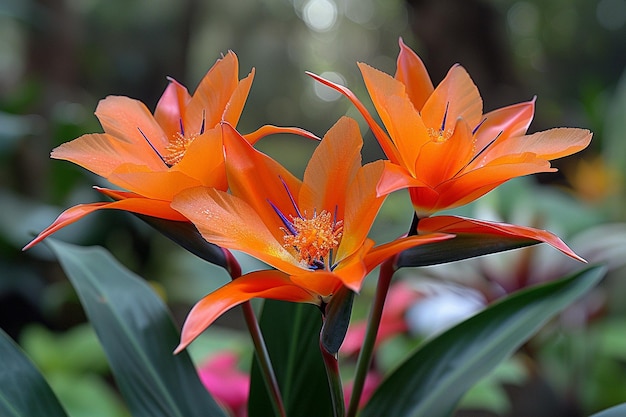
[395,214,585,268]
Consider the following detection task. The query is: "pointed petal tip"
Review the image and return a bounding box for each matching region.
[173,343,186,355]
[22,236,41,251]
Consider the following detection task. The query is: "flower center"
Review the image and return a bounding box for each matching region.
[283,210,343,268]
[163,132,197,166]
[427,127,453,143]
[428,101,453,143]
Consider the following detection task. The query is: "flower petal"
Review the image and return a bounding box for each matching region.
[395,37,434,110]
[185,51,239,133]
[108,165,203,200]
[434,154,553,211]
[171,186,303,275]
[222,69,254,126]
[172,127,229,191]
[153,77,192,139]
[362,233,455,272]
[358,64,427,172]
[95,96,169,155]
[51,133,166,178]
[483,128,593,163]
[300,117,362,217]
[474,98,535,151]
[337,160,386,261]
[418,215,585,262]
[242,125,320,146]
[175,270,317,353]
[306,71,402,165]
[421,64,483,130]
[376,161,429,197]
[23,197,184,250]
[222,123,303,236]
[415,118,475,187]
[289,269,346,298]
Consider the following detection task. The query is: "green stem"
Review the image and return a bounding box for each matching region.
[346,255,397,417]
[223,249,287,417]
[320,336,345,417]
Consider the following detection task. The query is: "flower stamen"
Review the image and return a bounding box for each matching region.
[284,210,343,268]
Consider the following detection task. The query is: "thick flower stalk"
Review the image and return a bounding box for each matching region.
[24,51,315,251]
[308,38,591,261]
[170,117,453,352]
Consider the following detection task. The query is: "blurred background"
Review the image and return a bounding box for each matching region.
[2,0,626,416]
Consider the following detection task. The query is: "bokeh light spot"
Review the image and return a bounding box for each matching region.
[303,0,338,32]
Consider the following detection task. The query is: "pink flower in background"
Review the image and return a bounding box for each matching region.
[198,352,250,417]
[341,281,422,356]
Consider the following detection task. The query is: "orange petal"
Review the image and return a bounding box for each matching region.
[358,64,427,172]
[95,96,169,155]
[23,202,110,250]
[243,125,321,146]
[51,133,166,178]
[376,161,429,197]
[483,128,593,163]
[222,69,254,126]
[337,160,386,261]
[222,123,303,236]
[185,51,239,133]
[172,127,228,191]
[300,117,362,217]
[289,269,346,297]
[108,165,203,200]
[23,198,184,250]
[474,98,535,151]
[434,154,553,212]
[421,64,483,131]
[175,270,317,353]
[333,239,375,291]
[394,37,434,110]
[306,71,401,165]
[153,77,192,139]
[418,215,585,262]
[94,187,142,200]
[171,186,303,275]
[415,118,475,187]
[362,233,455,272]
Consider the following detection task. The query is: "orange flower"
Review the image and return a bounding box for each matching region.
[170,117,453,352]
[308,39,590,263]
[308,38,592,217]
[24,51,315,250]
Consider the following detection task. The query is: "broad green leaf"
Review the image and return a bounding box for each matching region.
[46,239,227,417]
[248,300,333,417]
[0,327,69,417]
[361,265,605,417]
[589,403,626,417]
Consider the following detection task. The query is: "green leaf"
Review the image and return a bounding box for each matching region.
[45,238,227,417]
[361,265,605,417]
[248,300,333,417]
[589,403,626,417]
[0,327,69,417]
[398,234,534,268]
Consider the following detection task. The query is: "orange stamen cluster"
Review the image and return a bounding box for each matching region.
[283,210,343,267]
[164,132,197,166]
